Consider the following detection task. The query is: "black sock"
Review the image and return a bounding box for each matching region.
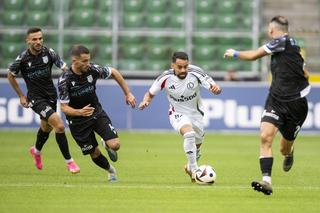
[92,154,110,170]
[35,128,50,151]
[260,157,273,176]
[55,132,71,160]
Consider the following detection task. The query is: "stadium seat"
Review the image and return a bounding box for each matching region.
[170,0,186,13]
[122,13,144,28]
[118,60,144,70]
[218,60,242,71]
[195,0,215,13]
[122,0,144,12]
[44,33,59,49]
[0,58,15,68]
[119,44,144,59]
[146,13,167,28]
[218,37,239,46]
[97,13,112,27]
[64,33,94,44]
[26,12,51,27]
[1,31,23,42]
[145,60,168,71]
[72,0,96,9]
[97,44,113,60]
[240,0,253,14]
[27,0,50,10]
[147,45,169,60]
[216,15,239,29]
[217,0,238,14]
[98,0,112,11]
[69,9,96,27]
[146,36,167,45]
[170,36,186,45]
[119,34,143,44]
[239,15,252,30]
[146,0,168,12]
[192,45,216,60]
[2,11,24,26]
[0,42,24,58]
[168,13,185,28]
[194,14,215,29]
[193,35,215,45]
[196,60,217,71]
[3,0,24,10]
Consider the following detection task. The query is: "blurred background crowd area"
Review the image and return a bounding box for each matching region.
[0,0,319,81]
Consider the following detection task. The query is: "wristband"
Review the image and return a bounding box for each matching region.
[233,51,239,58]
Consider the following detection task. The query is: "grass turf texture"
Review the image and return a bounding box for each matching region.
[0,130,319,213]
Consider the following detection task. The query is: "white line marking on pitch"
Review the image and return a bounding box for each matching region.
[0,183,319,190]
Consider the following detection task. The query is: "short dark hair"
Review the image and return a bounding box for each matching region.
[27,27,42,35]
[270,16,289,32]
[70,45,90,57]
[172,51,189,63]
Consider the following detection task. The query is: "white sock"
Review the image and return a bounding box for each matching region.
[34,147,41,155]
[262,176,272,184]
[183,131,197,172]
[65,158,74,163]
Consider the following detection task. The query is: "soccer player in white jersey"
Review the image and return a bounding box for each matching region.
[139,52,221,182]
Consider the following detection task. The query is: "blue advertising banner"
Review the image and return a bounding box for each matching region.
[0,79,319,133]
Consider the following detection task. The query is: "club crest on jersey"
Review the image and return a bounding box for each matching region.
[71,81,75,86]
[87,75,93,83]
[28,62,32,67]
[187,82,194,89]
[42,56,48,64]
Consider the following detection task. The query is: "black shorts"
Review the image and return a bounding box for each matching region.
[68,112,118,155]
[29,98,57,120]
[261,94,308,141]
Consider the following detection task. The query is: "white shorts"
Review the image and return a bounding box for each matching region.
[169,111,204,144]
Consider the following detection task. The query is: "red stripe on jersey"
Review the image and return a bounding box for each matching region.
[161,78,168,90]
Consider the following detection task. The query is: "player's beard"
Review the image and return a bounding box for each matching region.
[31,43,42,54]
[177,73,187,79]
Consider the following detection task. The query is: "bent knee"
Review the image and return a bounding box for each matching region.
[54,124,65,133]
[107,139,120,151]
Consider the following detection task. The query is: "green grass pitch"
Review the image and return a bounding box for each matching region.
[0,130,319,213]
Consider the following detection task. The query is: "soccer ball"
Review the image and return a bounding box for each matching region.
[195,165,216,185]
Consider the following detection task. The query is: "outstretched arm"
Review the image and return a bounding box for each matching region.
[138,92,154,110]
[111,68,136,108]
[7,71,29,108]
[224,46,268,61]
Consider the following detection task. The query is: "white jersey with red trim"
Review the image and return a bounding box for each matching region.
[149,64,216,116]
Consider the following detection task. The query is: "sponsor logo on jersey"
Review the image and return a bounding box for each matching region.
[81,144,93,152]
[87,75,93,83]
[42,56,48,64]
[261,109,279,120]
[169,92,197,102]
[168,85,175,90]
[40,106,52,118]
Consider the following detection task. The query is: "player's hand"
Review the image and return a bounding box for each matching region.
[210,84,222,95]
[224,49,236,58]
[20,95,29,108]
[80,104,95,116]
[125,92,136,108]
[138,101,150,110]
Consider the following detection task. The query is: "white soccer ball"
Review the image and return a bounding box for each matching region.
[195,165,216,185]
